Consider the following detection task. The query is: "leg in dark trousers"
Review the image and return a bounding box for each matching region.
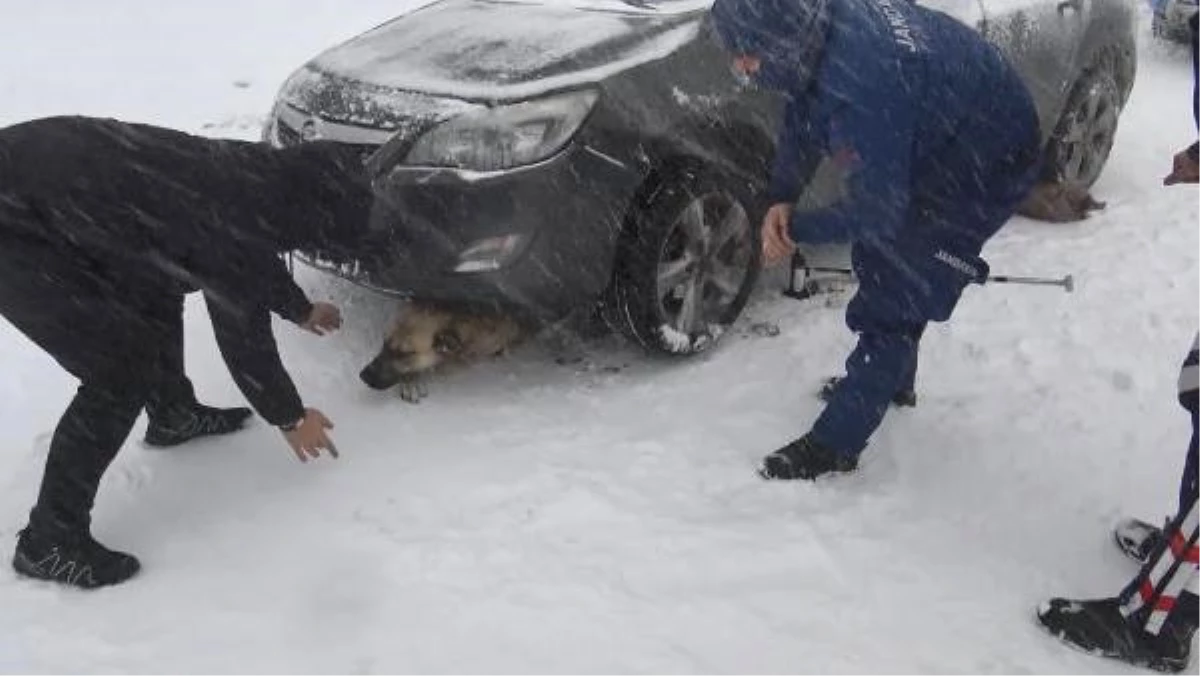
[140,292,253,448]
[1038,491,1198,674]
[810,241,954,459]
[760,202,1024,481]
[1038,357,1199,673]
[32,380,146,531]
[143,292,197,422]
[897,324,926,396]
[0,236,162,587]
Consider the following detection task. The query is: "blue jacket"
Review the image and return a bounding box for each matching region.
[712,0,1040,251]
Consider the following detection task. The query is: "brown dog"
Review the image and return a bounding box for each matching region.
[1016,181,1107,223]
[359,300,526,403]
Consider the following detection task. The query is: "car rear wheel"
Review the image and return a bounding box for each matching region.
[1042,61,1123,188]
[603,166,761,356]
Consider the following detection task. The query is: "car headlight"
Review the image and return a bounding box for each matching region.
[404,89,598,171]
[452,234,527,273]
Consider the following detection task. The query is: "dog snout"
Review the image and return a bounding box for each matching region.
[359,355,400,391]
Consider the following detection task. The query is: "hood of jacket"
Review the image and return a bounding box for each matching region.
[268,141,376,254]
[709,0,830,93]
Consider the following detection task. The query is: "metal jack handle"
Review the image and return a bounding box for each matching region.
[987,274,1075,293]
[783,254,1075,299]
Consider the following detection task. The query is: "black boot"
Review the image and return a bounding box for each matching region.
[820,376,917,408]
[144,403,253,448]
[1037,597,1194,674]
[1114,517,1166,564]
[12,524,140,589]
[759,435,858,481]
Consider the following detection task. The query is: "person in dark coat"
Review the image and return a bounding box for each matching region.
[0,115,374,588]
[709,0,1041,480]
[1035,15,1199,673]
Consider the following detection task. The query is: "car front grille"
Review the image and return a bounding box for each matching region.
[275,119,303,147]
[275,116,383,162]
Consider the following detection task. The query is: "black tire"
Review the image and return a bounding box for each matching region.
[603,164,761,356]
[1042,59,1123,188]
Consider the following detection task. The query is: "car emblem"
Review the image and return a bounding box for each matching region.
[299,117,323,142]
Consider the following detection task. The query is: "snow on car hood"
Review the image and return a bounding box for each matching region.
[306,0,705,102]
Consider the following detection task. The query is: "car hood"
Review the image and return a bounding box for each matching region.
[306,0,706,102]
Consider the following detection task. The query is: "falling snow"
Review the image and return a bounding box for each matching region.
[0,0,1196,673]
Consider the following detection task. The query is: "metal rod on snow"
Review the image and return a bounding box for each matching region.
[987,274,1074,292]
[788,260,1075,294]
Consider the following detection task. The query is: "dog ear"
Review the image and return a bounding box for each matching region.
[433,329,463,355]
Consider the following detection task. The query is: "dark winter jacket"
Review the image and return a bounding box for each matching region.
[0,116,375,425]
[711,0,1040,253]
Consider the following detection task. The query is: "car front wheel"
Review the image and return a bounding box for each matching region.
[1043,60,1123,188]
[603,166,761,356]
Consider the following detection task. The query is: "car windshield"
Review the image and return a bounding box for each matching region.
[477,0,713,14]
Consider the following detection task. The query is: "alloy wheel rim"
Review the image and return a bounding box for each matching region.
[1058,78,1120,187]
[655,192,753,337]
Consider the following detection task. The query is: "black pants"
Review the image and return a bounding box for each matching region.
[0,235,196,531]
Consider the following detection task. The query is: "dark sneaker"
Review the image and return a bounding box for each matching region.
[759,435,858,481]
[12,526,140,589]
[819,377,917,408]
[144,404,253,448]
[1114,517,1166,564]
[1037,597,1193,674]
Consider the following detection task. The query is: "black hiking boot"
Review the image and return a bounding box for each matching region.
[1114,517,1166,565]
[144,403,253,448]
[819,377,917,408]
[759,435,858,481]
[12,525,140,589]
[1037,597,1194,674]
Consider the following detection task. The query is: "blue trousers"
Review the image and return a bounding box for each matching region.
[798,117,1040,459]
[807,207,1030,458]
[808,238,965,457]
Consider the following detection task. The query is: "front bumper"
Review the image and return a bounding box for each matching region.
[298,141,643,321]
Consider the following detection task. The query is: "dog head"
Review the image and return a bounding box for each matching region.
[359,308,464,390]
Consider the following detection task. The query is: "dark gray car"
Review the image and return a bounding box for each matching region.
[265,0,1136,356]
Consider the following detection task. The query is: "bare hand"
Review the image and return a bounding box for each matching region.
[302,302,342,336]
[762,203,796,266]
[1164,148,1199,186]
[282,408,339,462]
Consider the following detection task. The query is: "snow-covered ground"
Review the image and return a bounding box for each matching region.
[0,2,1196,673]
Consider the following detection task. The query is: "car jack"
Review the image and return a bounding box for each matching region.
[782,252,855,301]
